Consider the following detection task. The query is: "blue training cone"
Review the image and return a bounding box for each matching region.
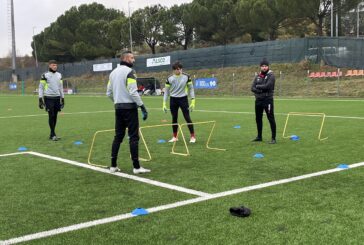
[74,141,83,145]
[290,135,300,141]
[254,153,264,158]
[233,125,241,129]
[131,208,149,216]
[18,146,28,151]
[337,164,349,169]
[158,139,166,144]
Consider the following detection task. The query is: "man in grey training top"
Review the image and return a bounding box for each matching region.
[38,60,65,141]
[163,61,196,143]
[107,51,150,174]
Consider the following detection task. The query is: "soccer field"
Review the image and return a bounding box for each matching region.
[0,95,364,244]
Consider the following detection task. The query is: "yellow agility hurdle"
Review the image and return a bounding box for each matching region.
[139,123,190,161]
[88,121,225,166]
[88,129,114,168]
[282,112,328,141]
[88,124,190,166]
[180,121,227,151]
[87,128,156,166]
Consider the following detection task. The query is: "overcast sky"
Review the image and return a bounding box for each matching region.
[0,0,192,58]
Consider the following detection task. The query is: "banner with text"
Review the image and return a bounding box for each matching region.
[146,56,171,67]
[194,77,218,89]
[93,63,113,72]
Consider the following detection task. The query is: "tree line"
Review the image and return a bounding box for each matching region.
[32,0,363,62]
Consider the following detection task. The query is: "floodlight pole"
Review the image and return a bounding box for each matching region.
[10,0,17,82]
[331,1,334,37]
[33,26,38,68]
[358,3,360,38]
[357,2,364,38]
[336,10,339,37]
[128,1,133,52]
[329,1,339,37]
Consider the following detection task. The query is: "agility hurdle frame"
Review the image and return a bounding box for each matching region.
[282,112,328,141]
[88,121,225,167]
[88,129,114,168]
[88,124,190,167]
[180,121,226,151]
[139,123,190,161]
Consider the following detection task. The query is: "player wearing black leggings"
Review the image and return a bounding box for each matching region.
[163,62,196,143]
[251,59,277,144]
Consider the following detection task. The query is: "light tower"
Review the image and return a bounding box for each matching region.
[9,0,17,82]
[128,1,133,52]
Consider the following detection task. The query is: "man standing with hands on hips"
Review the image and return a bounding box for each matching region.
[107,51,150,174]
[251,59,277,144]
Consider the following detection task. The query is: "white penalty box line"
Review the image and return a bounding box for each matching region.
[0,151,210,197]
[1,152,363,245]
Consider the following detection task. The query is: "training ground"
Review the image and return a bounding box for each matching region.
[0,95,363,244]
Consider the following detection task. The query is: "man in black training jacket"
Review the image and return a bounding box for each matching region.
[251,59,277,144]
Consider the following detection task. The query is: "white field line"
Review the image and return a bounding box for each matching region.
[172,109,364,120]
[2,159,363,245]
[324,115,364,120]
[197,98,364,102]
[3,95,361,102]
[0,110,113,119]
[0,152,29,157]
[27,151,210,197]
[0,108,362,120]
[139,96,364,103]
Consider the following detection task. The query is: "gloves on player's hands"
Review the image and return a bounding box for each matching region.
[162,101,168,113]
[189,99,196,112]
[39,98,44,109]
[140,105,148,121]
[60,98,65,109]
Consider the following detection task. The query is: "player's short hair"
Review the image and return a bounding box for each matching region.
[121,51,133,60]
[172,61,183,70]
[48,60,57,65]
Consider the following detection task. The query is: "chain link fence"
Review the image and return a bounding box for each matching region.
[1,37,364,97]
[1,68,363,97]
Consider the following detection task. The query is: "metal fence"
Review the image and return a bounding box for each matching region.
[0,37,364,97]
[138,38,306,73]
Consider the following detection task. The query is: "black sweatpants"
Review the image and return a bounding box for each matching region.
[111,108,140,169]
[255,98,276,140]
[170,96,194,135]
[44,96,61,138]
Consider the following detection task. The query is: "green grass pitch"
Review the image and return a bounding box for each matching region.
[0,95,363,244]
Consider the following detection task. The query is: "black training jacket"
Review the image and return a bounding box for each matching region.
[251,70,275,100]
